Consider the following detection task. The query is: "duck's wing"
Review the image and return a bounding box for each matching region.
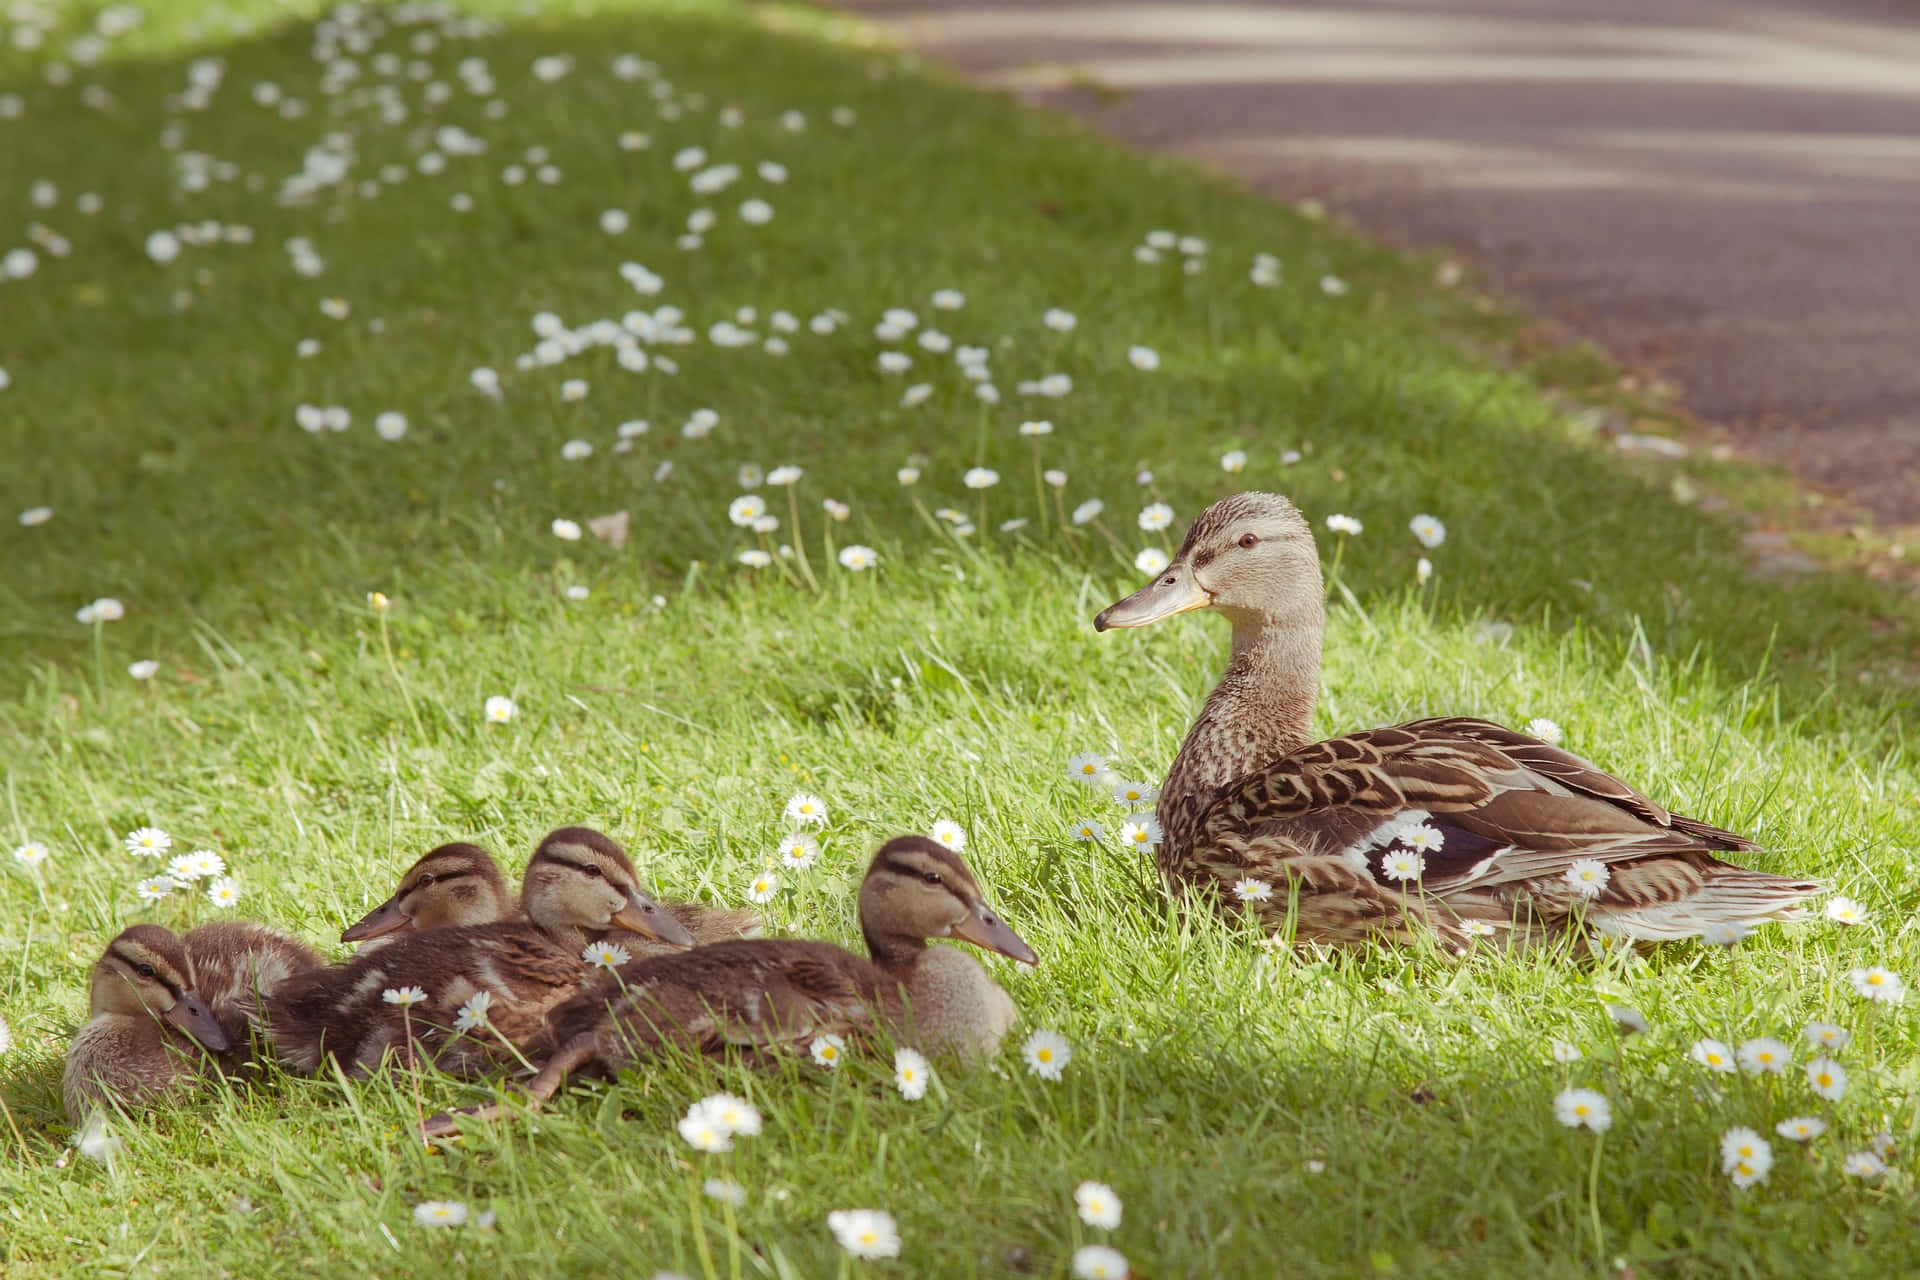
[1199,718,1771,898]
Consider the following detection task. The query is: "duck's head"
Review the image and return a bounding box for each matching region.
[89,924,232,1052]
[859,836,1039,967]
[1094,491,1321,633]
[342,842,515,943]
[523,826,696,948]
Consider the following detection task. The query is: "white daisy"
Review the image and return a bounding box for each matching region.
[1232,878,1272,903]
[677,1099,733,1153]
[1824,896,1869,925]
[896,467,920,486]
[18,506,52,527]
[1551,1042,1582,1064]
[1018,419,1053,437]
[1803,1021,1850,1052]
[1416,557,1434,586]
[1525,718,1563,744]
[135,875,175,902]
[1397,822,1445,854]
[1408,514,1447,548]
[1134,547,1170,575]
[1072,1246,1128,1280]
[1118,816,1163,851]
[1564,859,1609,897]
[1843,1150,1887,1179]
[1043,308,1077,332]
[738,549,772,568]
[128,659,160,680]
[383,986,427,1007]
[484,695,517,724]
[1074,1180,1122,1229]
[810,1034,845,1068]
[838,545,878,571]
[785,792,827,826]
[1066,753,1107,783]
[583,941,631,970]
[1127,345,1159,371]
[1553,1087,1612,1133]
[778,833,819,870]
[1689,1039,1736,1073]
[1111,779,1159,808]
[1072,498,1105,525]
[1737,1037,1790,1075]
[894,1047,931,1099]
[827,1209,900,1259]
[453,991,493,1032]
[12,841,49,870]
[206,876,241,908]
[124,827,172,858]
[702,1178,746,1206]
[1805,1056,1847,1100]
[169,849,225,882]
[1136,502,1173,532]
[551,518,583,540]
[1220,449,1247,473]
[413,1201,469,1228]
[747,871,779,904]
[1719,1126,1770,1172]
[1379,849,1425,882]
[931,288,964,310]
[1847,966,1906,1003]
[928,819,967,851]
[1460,920,1497,938]
[702,1092,762,1137]
[1606,1004,1649,1035]
[963,467,999,490]
[1023,1029,1071,1080]
[564,585,590,602]
[1324,513,1362,536]
[1774,1115,1826,1142]
[728,495,766,527]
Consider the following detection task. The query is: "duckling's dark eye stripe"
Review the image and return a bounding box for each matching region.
[110,947,181,994]
[542,855,606,878]
[410,870,471,888]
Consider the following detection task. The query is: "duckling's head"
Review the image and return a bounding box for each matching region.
[89,924,233,1052]
[859,836,1039,968]
[342,842,514,942]
[523,827,696,948]
[1095,491,1321,633]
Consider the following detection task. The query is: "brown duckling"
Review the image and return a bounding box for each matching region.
[183,922,327,1063]
[425,836,1036,1135]
[268,827,696,1079]
[342,832,760,954]
[63,925,233,1121]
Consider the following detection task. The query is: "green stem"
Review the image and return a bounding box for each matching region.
[1586,1131,1606,1259]
[689,1167,720,1280]
[0,1092,28,1166]
[785,486,818,592]
[376,613,427,742]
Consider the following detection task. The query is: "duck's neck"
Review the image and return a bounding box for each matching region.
[1158,608,1323,860]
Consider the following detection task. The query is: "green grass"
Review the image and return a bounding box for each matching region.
[2,2,1918,1275]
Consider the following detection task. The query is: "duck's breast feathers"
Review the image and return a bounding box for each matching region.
[1198,717,1763,895]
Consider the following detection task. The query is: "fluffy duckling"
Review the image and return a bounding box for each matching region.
[268,827,695,1079]
[343,831,761,954]
[182,922,327,1065]
[425,837,1035,1135]
[63,925,233,1120]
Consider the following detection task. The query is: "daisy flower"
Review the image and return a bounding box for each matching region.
[1071,819,1107,843]
[1728,1157,1770,1190]
[738,550,773,568]
[551,518,582,541]
[785,792,827,826]
[1232,878,1272,903]
[1126,345,1160,371]
[1408,514,1446,548]
[1847,966,1906,1003]
[128,659,160,680]
[484,695,517,723]
[779,833,820,870]
[1118,816,1163,851]
[963,467,999,490]
[1805,1056,1847,1100]
[747,871,779,904]
[827,1209,901,1260]
[383,986,427,1007]
[1460,920,1497,938]
[1134,547,1170,575]
[1397,822,1445,854]
[1803,1021,1850,1052]
[1702,922,1750,947]
[894,1047,931,1100]
[1843,1150,1887,1179]
[1074,1180,1122,1229]
[1606,1004,1649,1036]
[413,1201,469,1228]
[1824,896,1869,925]
[678,1100,734,1153]
[124,827,172,858]
[583,941,631,970]
[1553,1088,1611,1132]
[1137,502,1173,532]
[1564,860,1609,897]
[13,841,49,870]
[1043,308,1077,332]
[1551,1042,1582,1064]
[1379,849,1425,882]
[1775,1115,1826,1142]
[810,1034,844,1068]
[1111,779,1158,808]
[206,877,241,908]
[896,467,920,486]
[1023,1029,1071,1080]
[932,289,964,310]
[135,876,175,902]
[1073,1246,1128,1280]
[1324,514,1362,536]
[703,1092,762,1137]
[0,1014,9,1056]
[1525,718,1563,744]
[928,819,967,851]
[1720,1127,1771,1174]
[1220,449,1247,473]
[1072,498,1105,525]
[728,495,766,526]
[703,1178,746,1206]
[1066,753,1108,783]
[1738,1038,1790,1074]
[1416,557,1434,586]
[452,991,493,1033]
[169,849,225,881]
[838,545,878,571]
[1689,1039,1736,1073]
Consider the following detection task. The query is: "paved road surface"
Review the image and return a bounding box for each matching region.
[846,0,1920,525]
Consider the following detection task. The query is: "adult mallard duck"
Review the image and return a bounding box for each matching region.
[1094,491,1821,950]
[423,836,1037,1136]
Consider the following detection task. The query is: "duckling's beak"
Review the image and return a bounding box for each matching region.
[164,992,233,1053]
[609,890,697,948]
[951,903,1040,966]
[340,898,411,943]
[1094,561,1210,631]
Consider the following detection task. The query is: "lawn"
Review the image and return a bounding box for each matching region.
[2,1,1917,1275]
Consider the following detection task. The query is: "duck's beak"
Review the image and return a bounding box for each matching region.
[610,889,697,948]
[951,902,1040,966]
[164,991,233,1053]
[340,898,411,943]
[1094,561,1210,631]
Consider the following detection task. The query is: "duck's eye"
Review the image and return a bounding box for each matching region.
[415,872,435,887]
[136,963,156,978]
[581,865,603,878]
[921,871,943,886]
[1238,533,1259,549]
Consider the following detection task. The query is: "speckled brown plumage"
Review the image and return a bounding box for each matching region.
[1097,491,1822,950]
[63,925,232,1120]
[183,921,327,1069]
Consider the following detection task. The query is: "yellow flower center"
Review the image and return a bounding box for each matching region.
[1038,1049,1052,1062]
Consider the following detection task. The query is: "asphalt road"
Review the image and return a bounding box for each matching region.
[846,0,1920,525]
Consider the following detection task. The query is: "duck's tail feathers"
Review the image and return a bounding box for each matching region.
[1667,812,1761,853]
[1592,869,1823,942]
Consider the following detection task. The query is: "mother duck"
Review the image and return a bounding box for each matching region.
[1094,491,1820,950]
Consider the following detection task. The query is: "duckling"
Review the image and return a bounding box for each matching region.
[182,922,327,1066]
[343,831,760,954]
[268,827,696,1079]
[63,925,233,1120]
[425,836,1036,1135]
[340,842,517,943]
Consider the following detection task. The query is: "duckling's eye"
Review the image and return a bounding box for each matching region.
[136,963,156,978]
[581,865,603,878]
[921,871,943,886]
[1238,532,1259,549]
[415,873,435,887]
